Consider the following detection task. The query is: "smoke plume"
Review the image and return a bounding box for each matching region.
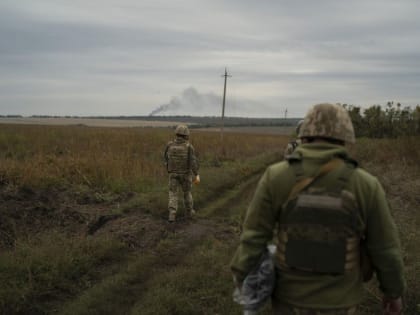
[148,86,273,117]
[149,87,221,116]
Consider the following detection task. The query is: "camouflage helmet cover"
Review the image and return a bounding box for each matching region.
[298,103,355,144]
[175,124,190,136]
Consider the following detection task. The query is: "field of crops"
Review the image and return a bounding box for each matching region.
[0,124,418,314]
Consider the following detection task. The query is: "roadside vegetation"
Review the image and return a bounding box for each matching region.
[0,122,418,314]
[344,102,420,138]
[348,137,420,314]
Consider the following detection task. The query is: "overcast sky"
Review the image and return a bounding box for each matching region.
[1,0,419,118]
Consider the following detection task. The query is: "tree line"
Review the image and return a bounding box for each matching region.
[343,102,420,138]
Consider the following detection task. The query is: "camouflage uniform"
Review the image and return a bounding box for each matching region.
[283,139,301,157]
[164,125,199,222]
[284,120,304,157]
[231,104,406,314]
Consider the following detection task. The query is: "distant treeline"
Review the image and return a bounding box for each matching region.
[344,102,420,138]
[144,116,301,127]
[7,103,420,137]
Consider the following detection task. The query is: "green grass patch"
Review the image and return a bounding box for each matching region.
[129,237,243,315]
[0,232,126,314]
[58,253,156,315]
[57,232,200,315]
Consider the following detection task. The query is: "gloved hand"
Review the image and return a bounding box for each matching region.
[193,174,200,185]
[382,296,403,315]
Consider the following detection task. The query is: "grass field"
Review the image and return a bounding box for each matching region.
[0,124,418,314]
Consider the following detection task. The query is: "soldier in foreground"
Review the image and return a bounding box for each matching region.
[231,103,405,314]
[164,124,199,222]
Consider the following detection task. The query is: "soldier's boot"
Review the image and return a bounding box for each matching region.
[168,210,176,223]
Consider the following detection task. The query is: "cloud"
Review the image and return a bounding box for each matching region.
[0,1,420,117]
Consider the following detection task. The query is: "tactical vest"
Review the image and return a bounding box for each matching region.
[166,141,191,174]
[277,157,364,275]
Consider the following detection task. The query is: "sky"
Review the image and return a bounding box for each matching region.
[1,0,419,118]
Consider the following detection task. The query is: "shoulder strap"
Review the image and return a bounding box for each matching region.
[286,158,345,203]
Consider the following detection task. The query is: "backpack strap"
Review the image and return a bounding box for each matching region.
[286,158,345,203]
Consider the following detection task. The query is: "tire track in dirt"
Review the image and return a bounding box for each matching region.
[57,170,264,315]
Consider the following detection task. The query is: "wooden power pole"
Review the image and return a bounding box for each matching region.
[220,68,231,155]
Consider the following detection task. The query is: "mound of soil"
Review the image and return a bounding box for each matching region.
[92,214,170,249]
[0,183,100,248]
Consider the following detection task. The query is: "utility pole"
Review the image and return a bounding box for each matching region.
[220,67,231,155]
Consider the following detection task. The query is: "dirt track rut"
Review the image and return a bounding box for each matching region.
[57,173,262,315]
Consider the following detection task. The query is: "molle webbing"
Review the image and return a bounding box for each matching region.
[167,142,191,173]
[277,232,360,273]
[278,158,361,274]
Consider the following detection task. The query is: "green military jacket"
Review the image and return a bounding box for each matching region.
[230,143,406,309]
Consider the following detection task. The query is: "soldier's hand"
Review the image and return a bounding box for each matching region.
[382,296,403,315]
[193,174,200,185]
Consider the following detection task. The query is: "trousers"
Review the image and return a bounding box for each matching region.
[168,173,193,215]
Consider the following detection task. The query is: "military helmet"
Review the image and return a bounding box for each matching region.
[175,124,190,137]
[298,103,355,144]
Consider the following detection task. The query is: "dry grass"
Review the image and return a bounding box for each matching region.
[0,117,184,127]
[349,137,420,314]
[0,124,418,314]
[0,124,287,193]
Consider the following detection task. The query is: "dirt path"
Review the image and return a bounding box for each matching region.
[55,173,261,315]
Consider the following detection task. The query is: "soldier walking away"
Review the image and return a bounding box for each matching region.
[231,103,406,314]
[164,124,199,223]
[283,119,304,157]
